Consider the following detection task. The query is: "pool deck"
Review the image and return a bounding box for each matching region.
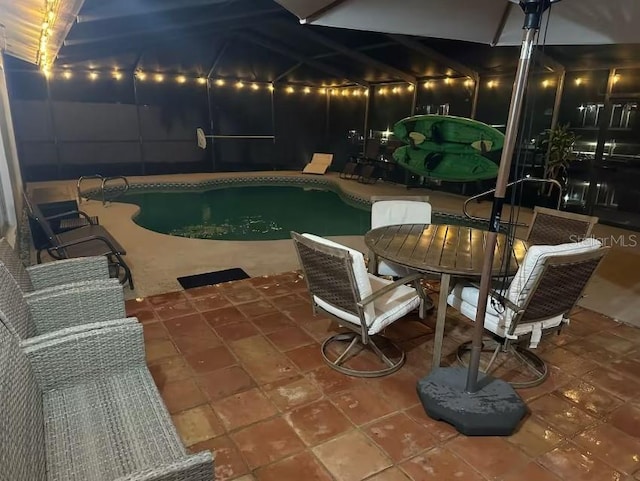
[28,171,640,327]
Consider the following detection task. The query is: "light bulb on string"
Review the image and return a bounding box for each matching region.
[251,83,260,91]
[176,75,187,84]
[197,77,207,85]
[215,79,225,86]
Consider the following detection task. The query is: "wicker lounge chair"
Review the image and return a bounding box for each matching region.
[292,231,428,377]
[0,238,110,294]
[526,206,598,245]
[0,318,214,481]
[447,238,607,388]
[0,263,130,343]
[24,192,134,289]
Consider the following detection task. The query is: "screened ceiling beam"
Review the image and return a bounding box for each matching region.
[207,40,229,77]
[299,0,348,24]
[64,8,284,46]
[535,50,565,73]
[238,31,370,87]
[274,62,303,83]
[76,0,229,23]
[388,34,479,81]
[277,23,416,84]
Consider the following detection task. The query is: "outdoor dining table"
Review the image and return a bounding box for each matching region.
[364,223,529,368]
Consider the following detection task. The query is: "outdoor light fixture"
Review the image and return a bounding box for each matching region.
[197,77,207,85]
[215,79,225,86]
[303,87,311,94]
[444,77,452,85]
[154,74,164,82]
[407,84,415,92]
[341,89,349,96]
[423,81,432,89]
[113,71,123,81]
[318,88,326,94]
[379,87,387,95]
[235,81,244,89]
[252,83,260,90]
[575,77,584,86]
[267,84,275,91]
[88,71,98,80]
[176,75,187,84]
[136,71,146,81]
[614,74,621,83]
[286,86,294,93]
[62,71,72,79]
[464,78,473,87]
[487,80,498,89]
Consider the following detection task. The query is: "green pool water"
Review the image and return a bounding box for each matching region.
[123,184,487,241]
[124,185,372,240]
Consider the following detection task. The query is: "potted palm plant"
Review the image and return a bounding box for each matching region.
[538,123,578,199]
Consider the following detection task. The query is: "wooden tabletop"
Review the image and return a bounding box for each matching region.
[365,224,528,277]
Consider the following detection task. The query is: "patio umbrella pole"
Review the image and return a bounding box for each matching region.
[466,3,547,393]
[416,0,556,436]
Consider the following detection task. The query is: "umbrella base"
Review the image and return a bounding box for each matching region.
[416,367,527,436]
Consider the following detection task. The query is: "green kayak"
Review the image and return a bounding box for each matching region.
[392,115,504,182]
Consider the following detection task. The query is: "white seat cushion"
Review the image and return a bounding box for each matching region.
[316,274,420,335]
[371,200,432,229]
[508,237,602,306]
[371,200,432,277]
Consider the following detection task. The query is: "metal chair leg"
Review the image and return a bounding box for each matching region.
[321,332,405,378]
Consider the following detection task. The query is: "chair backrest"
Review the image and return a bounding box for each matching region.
[526,206,598,245]
[291,232,372,320]
[371,199,432,230]
[23,192,63,248]
[0,238,34,292]
[505,238,605,326]
[0,264,37,339]
[0,318,46,481]
[364,139,380,159]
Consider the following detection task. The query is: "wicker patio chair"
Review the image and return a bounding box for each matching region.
[526,206,598,245]
[0,318,214,481]
[292,231,428,377]
[23,192,134,289]
[447,238,607,388]
[0,263,130,343]
[0,238,109,294]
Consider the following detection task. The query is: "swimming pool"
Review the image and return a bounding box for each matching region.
[125,185,371,240]
[122,183,489,241]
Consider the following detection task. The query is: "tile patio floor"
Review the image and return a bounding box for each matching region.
[127,272,640,481]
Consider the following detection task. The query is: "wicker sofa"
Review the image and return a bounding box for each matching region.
[0,319,214,481]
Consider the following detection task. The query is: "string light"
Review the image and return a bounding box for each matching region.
[318,88,326,94]
[303,87,311,94]
[38,0,58,72]
[574,77,584,86]
[487,80,498,89]
[88,71,98,81]
[235,80,244,89]
[464,78,473,87]
[379,87,387,95]
[154,73,164,82]
[215,79,225,86]
[444,77,452,85]
[197,77,207,85]
[136,71,146,81]
[267,84,275,92]
[423,81,432,89]
[286,86,295,94]
[391,87,399,94]
[407,84,415,92]
[113,71,123,81]
[251,83,259,90]
[542,79,551,88]
[341,89,349,96]
[613,74,621,83]
[62,71,72,79]
[176,75,187,84]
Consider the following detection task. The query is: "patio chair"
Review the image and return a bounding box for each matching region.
[369,198,432,278]
[0,238,110,294]
[339,160,361,180]
[357,163,378,184]
[292,231,428,377]
[0,263,129,343]
[526,206,598,245]
[302,153,333,175]
[0,317,214,481]
[24,192,134,289]
[447,238,607,388]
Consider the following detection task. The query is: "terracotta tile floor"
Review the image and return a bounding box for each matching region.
[128,271,640,481]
